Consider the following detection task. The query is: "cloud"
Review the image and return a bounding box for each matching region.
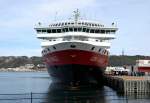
[0,0,96,56]
[0,0,96,28]
[0,0,150,56]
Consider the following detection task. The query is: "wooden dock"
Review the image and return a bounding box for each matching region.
[104,76,150,94]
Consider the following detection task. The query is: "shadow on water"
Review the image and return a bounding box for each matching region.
[39,83,150,103]
[41,83,107,103]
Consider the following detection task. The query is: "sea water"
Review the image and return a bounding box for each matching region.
[0,72,149,103]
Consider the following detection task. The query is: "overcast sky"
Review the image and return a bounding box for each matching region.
[0,0,150,56]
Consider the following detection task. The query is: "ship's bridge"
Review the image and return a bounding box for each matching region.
[35,20,117,34]
[35,20,118,48]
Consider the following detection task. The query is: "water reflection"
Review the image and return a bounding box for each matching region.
[43,83,106,103]
[125,92,150,99]
[39,83,150,103]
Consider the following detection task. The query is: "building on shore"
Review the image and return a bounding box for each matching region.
[105,60,150,76]
[25,64,35,69]
[134,60,150,76]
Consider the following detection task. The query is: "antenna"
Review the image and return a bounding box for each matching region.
[73,9,80,23]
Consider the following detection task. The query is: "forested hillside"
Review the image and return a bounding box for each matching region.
[0,55,150,68]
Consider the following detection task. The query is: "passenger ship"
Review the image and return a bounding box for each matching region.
[35,10,118,86]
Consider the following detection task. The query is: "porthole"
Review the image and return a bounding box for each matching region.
[53,46,56,49]
[99,48,101,52]
[91,47,95,50]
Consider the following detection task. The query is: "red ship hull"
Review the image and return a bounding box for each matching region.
[43,49,108,86]
[44,49,108,68]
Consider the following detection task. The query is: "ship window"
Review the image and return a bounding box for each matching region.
[37,30,41,32]
[91,47,95,50]
[92,24,94,26]
[65,28,69,32]
[52,29,56,33]
[74,28,77,32]
[95,29,100,33]
[65,22,67,25]
[101,30,105,33]
[47,29,51,33]
[99,48,102,52]
[62,23,64,26]
[90,29,94,33]
[53,46,56,49]
[57,29,61,33]
[62,28,65,32]
[69,28,73,32]
[86,29,89,32]
[78,28,82,32]
[42,29,46,33]
[106,30,110,34]
[96,40,98,42]
[71,22,74,25]
[110,30,115,33]
[47,48,50,51]
[83,28,86,32]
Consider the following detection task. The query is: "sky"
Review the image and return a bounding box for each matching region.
[0,0,150,56]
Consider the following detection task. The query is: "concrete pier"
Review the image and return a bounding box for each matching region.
[105,76,150,94]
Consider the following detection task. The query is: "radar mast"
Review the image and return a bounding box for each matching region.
[73,9,80,23]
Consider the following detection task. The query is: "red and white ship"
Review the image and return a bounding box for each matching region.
[35,10,118,86]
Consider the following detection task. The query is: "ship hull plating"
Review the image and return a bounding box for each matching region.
[47,64,105,86]
[44,49,108,86]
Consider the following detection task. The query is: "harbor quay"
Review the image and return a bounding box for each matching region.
[104,75,150,94]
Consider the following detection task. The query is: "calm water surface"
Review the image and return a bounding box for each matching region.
[0,72,150,103]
